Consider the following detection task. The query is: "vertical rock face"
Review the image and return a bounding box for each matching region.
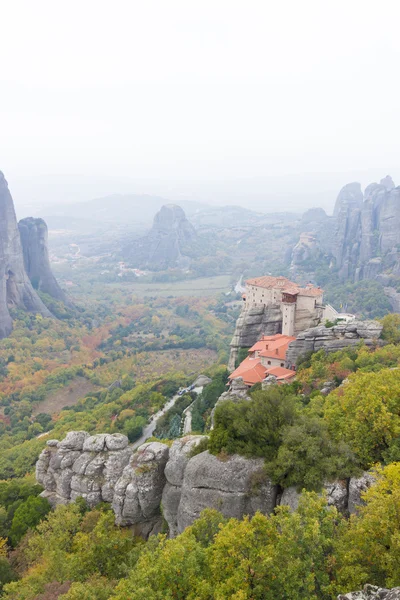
[124,204,197,270]
[285,320,383,368]
[333,182,363,280]
[36,431,379,540]
[288,175,400,286]
[18,217,69,304]
[228,304,282,371]
[0,171,51,338]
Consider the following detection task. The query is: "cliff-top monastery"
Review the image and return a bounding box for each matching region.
[243,276,325,337]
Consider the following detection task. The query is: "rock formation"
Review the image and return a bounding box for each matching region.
[211,377,250,426]
[0,171,51,338]
[124,204,197,270]
[286,320,383,367]
[289,175,400,285]
[36,430,376,539]
[228,304,282,370]
[18,217,69,304]
[338,586,400,599]
[280,472,375,515]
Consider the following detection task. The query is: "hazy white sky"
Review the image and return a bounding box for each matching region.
[1,0,400,194]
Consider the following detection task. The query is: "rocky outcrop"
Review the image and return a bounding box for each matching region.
[192,374,212,388]
[289,176,400,285]
[178,451,277,533]
[123,204,197,270]
[229,304,282,370]
[36,432,277,538]
[112,442,169,537]
[36,431,379,539]
[338,585,400,599]
[286,320,383,367]
[280,474,373,515]
[36,432,132,509]
[162,436,205,537]
[0,171,51,338]
[211,377,250,426]
[18,217,69,304]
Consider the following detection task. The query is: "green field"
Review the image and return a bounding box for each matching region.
[104,275,232,297]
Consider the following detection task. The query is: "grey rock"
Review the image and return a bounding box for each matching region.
[71,452,94,475]
[46,439,60,447]
[177,451,277,533]
[286,320,383,367]
[112,442,169,526]
[192,374,212,388]
[348,472,375,514]
[161,483,182,537]
[55,467,74,499]
[105,433,129,451]
[0,171,51,339]
[211,378,250,426]
[165,436,206,487]
[229,304,282,370]
[58,431,89,451]
[280,480,348,513]
[18,217,70,304]
[83,434,107,452]
[337,585,400,599]
[60,450,81,469]
[123,204,197,271]
[162,436,207,536]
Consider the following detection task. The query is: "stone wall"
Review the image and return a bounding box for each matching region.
[36,430,375,539]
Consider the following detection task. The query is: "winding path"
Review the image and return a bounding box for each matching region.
[131,393,180,450]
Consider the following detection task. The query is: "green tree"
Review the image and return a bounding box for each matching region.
[324,368,400,467]
[209,387,298,459]
[334,463,400,592]
[265,415,358,490]
[381,313,400,344]
[10,496,51,546]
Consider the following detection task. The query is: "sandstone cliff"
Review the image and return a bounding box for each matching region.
[18,217,69,304]
[228,304,282,370]
[36,430,374,539]
[0,171,51,338]
[289,175,400,285]
[285,320,383,367]
[123,204,197,270]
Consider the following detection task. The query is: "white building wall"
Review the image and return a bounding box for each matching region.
[282,302,296,336]
[260,355,286,368]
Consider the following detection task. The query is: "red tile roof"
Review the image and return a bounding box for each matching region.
[228,357,297,386]
[228,357,267,386]
[266,366,296,381]
[250,334,296,360]
[246,276,323,297]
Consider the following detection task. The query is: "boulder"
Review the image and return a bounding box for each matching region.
[105,433,129,451]
[192,375,212,388]
[162,436,206,536]
[280,480,348,513]
[177,451,277,533]
[348,472,375,514]
[58,431,89,451]
[338,585,400,599]
[211,377,250,427]
[112,442,169,532]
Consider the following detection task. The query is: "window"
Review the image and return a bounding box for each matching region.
[268,360,271,365]
[280,363,284,367]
